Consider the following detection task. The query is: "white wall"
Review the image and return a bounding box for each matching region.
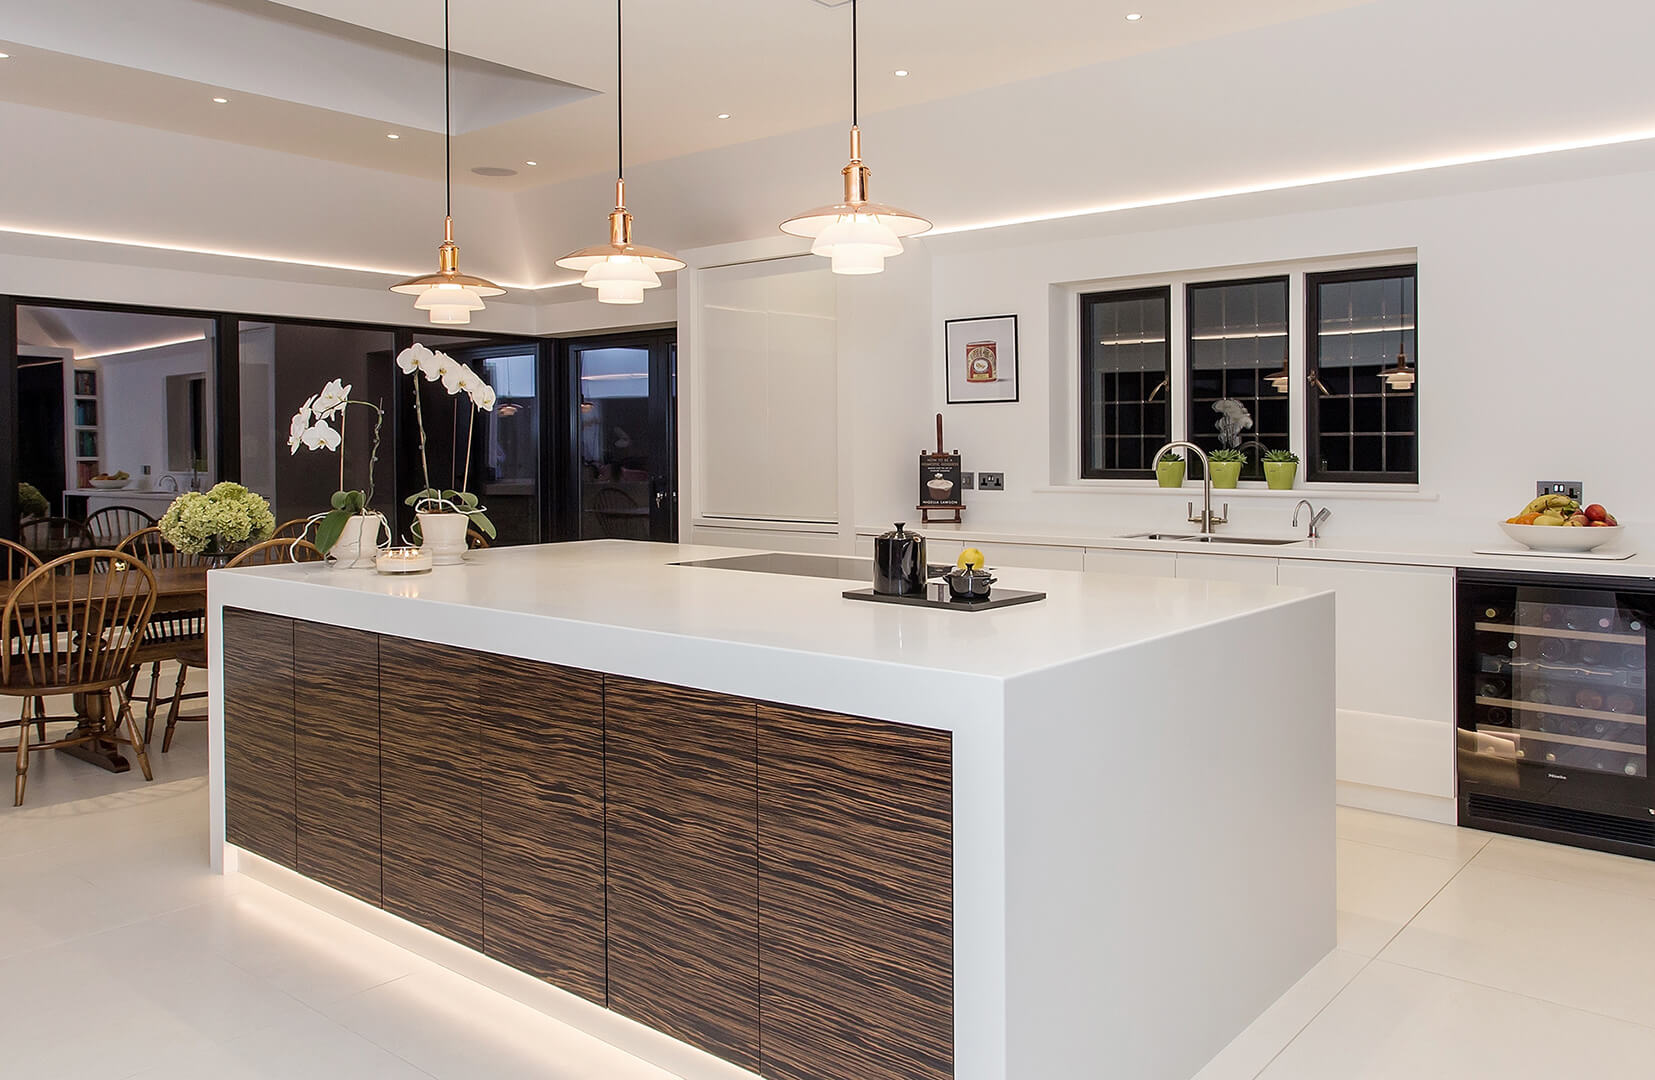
[98,337,214,488]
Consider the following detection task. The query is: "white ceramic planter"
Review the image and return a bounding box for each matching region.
[329,512,389,569]
[417,511,469,565]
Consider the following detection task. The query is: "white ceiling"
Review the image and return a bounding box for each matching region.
[17,306,215,358]
[0,0,1381,190]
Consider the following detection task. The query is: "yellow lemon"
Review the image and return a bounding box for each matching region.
[958,547,986,570]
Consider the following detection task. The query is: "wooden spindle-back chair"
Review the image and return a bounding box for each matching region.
[85,505,158,549]
[116,527,209,741]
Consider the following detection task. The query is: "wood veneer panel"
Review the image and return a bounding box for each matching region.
[481,656,606,1005]
[294,621,381,906]
[757,703,954,1080]
[379,637,482,950]
[605,676,760,1072]
[222,609,296,868]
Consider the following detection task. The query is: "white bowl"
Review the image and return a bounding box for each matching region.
[88,477,131,490]
[1499,521,1624,552]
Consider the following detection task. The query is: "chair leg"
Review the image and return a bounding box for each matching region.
[33,697,46,742]
[116,688,153,782]
[162,663,190,754]
[15,698,30,807]
[142,661,162,745]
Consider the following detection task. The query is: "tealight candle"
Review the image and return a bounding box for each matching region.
[375,546,434,574]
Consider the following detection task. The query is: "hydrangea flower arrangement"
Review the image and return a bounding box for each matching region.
[158,482,275,556]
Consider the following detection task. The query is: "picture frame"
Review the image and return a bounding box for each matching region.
[944,314,1019,404]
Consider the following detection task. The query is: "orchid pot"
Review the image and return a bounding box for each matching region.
[415,510,469,565]
[326,512,389,569]
[396,344,499,561]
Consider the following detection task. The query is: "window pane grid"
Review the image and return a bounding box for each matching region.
[1080,286,1170,478]
[1185,277,1290,481]
[1308,266,1418,482]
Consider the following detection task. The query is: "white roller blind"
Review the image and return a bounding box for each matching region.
[698,259,838,523]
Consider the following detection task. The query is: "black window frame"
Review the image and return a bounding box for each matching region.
[1078,284,1172,480]
[1183,274,1291,482]
[1305,264,1419,485]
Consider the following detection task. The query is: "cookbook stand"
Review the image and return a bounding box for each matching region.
[918,413,965,525]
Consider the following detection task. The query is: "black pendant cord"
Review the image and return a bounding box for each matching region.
[444,0,452,219]
[851,0,858,128]
[616,0,624,182]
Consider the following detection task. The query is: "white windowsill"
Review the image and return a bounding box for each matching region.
[1033,482,1439,502]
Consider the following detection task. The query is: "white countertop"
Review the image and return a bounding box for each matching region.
[208,540,1319,684]
[859,520,1655,579]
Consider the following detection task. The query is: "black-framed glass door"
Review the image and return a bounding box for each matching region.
[562,330,676,543]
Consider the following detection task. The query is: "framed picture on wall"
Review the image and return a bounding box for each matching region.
[945,314,1019,404]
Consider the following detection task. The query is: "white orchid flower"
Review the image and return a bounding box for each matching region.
[313,379,352,419]
[472,384,497,412]
[395,343,431,375]
[300,418,341,451]
[441,361,469,396]
[419,349,449,383]
[288,409,310,454]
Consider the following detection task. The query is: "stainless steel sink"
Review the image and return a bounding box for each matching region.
[1126,533,1306,546]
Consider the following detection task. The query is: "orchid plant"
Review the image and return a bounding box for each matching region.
[395,343,497,541]
[288,378,385,553]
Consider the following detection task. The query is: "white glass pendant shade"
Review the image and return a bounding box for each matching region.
[581,255,660,304]
[780,127,930,276]
[413,284,486,312]
[391,218,505,323]
[558,180,684,304]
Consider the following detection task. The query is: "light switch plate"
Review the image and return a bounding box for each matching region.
[1536,480,1584,501]
[959,472,975,490]
[979,472,1005,491]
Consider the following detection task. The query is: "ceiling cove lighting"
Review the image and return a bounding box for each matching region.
[779,0,930,275]
[556,0,684,305]
[390,0,504,323]
[75,334,209,361]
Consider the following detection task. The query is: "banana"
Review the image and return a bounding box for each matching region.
[1522,494,1578,515]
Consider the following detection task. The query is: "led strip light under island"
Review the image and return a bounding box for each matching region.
[205,540,1336,1080]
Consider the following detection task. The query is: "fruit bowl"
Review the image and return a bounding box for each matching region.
[1499,522,1624,553]
[89,477,131,490]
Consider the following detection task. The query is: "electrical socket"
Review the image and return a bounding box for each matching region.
[959,472,975,490]
[978,471,1005,491]
[1536,480,1584,502]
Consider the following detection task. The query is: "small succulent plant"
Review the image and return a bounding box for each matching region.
[1157,452,1183,463]
[1209,448,1246,463]
[1263,449,1300,463]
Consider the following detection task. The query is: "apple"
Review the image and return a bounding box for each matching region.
[1586,504,1609,522]
[1589,520,1613,527]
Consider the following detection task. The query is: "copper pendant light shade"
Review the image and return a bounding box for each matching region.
[556,0,683,304]
[779,0,930,274]
[390,0,504,323]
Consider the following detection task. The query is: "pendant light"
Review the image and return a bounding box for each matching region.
[556,0,684,304]
[1378,276,1417,390]
[779,0,930,274]
[390,0,505,324]
[1268,349,1291,394]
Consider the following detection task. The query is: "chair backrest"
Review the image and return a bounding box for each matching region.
[465,527,491,550]
[1,551,156,691]
[271,518,311,541]
[85,505,158,547]
[225,538,324,568]
[117,526,206,570]
[19,517,90,560]
[0,538,41,581]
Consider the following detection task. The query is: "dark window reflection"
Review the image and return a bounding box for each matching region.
[1186,277,1290,481]
[1080,287,1170,478]
[1308,266,1417,482]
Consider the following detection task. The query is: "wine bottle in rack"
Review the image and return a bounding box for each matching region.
[1564,608,1592,631]
[1540,605,1562,627]
[1527,687,1550,704]
[1538,638,1570,662]
[1578,640,1606,667]
[1478,677,1510,700]
[1483,602,1513,623]
[1481,705,1511,727]
[1606,693,1638,715]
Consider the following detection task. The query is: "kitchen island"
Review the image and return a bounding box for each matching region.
[207,540,1335,1080]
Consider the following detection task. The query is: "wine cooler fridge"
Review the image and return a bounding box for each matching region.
[1457,570,1655,857]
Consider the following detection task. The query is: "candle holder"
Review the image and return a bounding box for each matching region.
[374,546,434,575]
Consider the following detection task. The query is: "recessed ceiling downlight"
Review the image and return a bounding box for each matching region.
[893,69,908,77]
[1125,12,1143,21]
[386,132,400,139]
[0,52,10,59]
[212,96,229,103]
[717,113,731,119]
[471,166,518,177]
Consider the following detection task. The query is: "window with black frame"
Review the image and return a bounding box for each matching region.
[1185,277,1290,481]
[1080,286,1170,478]
[1307,266,1417,483]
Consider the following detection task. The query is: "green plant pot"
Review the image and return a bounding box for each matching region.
[1263,461,1298,490]
[1155,460,1186,488]
[1210,461,1243,489]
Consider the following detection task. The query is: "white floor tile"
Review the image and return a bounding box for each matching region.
[1258,959,1655,1080]
[1336,806,1492,865]
[1336,839,1464,957]
[122,1006,440,1080]
[1193,949,1369,1080]
[1473,833,1655,901]
[1381,863,1655,1028]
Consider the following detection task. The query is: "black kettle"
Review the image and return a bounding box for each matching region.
[873,523,927,596]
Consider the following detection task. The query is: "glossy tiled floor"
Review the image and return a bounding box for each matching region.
[9,716,1655,1078]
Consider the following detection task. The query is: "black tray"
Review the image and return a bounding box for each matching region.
[842,587,1047,611]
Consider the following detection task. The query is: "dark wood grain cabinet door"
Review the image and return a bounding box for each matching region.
[222,609,296,868]
[294,622,382,906]
[758,703,954,1080]
[379,637,482,950]
[605,677,760,1072]
[481,656,607,1005]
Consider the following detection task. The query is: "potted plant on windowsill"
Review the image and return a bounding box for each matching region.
[288,378,387,567]
[1209,448,1245,489]
[1154,452,1185,488]
[395,343,497,564]
[158,482,274,563]
[1263,449,1300,490]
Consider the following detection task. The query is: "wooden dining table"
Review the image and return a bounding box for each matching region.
[0,565,210,773]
